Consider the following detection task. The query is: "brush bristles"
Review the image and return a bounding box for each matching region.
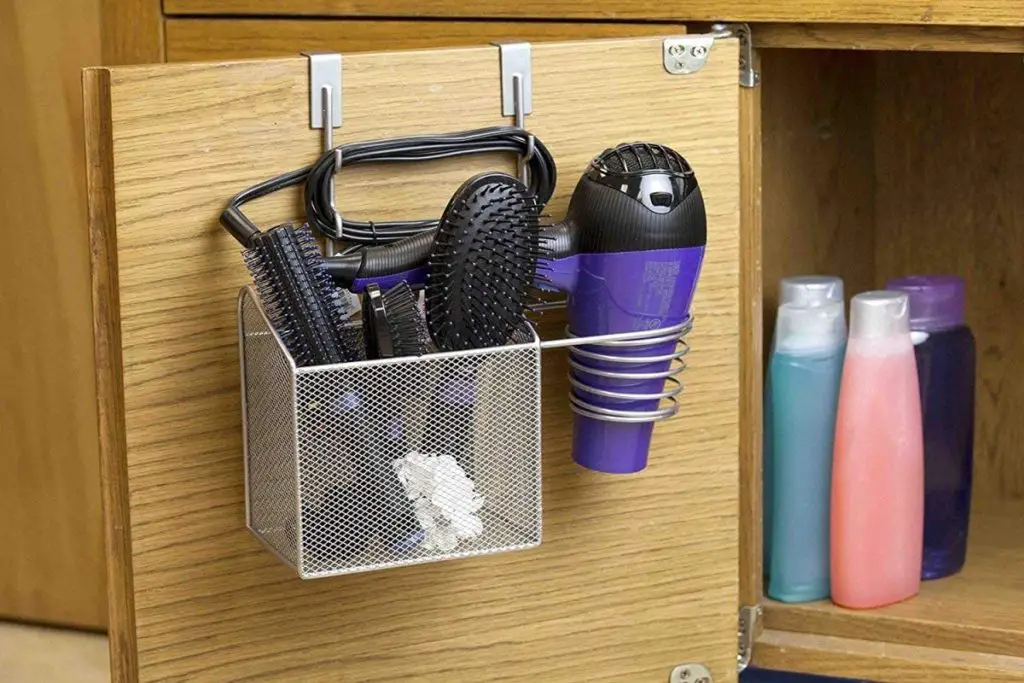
[381,282,430,357]
[425,175,541,351]
[245,224,358,367]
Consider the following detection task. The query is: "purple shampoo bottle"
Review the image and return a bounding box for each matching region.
[887,275,976,580]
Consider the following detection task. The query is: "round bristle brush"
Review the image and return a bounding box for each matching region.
[425,172,542,352]
[243,224,358,367]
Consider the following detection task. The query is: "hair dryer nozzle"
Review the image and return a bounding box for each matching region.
[561,143,707,255]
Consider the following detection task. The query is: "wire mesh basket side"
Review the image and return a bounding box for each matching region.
[294,332,543,578]
[239,288,300,569]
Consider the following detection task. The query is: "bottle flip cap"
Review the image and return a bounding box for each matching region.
[780,275,844,307]
[885,275,965,332]
[849,291,910,339]
[775,301,846,354]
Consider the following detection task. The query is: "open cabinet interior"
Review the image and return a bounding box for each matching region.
[758,47,1024,656]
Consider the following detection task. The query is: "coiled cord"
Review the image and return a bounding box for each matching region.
[220,126,557,248]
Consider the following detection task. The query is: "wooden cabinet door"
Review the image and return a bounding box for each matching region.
[85,37,747,682]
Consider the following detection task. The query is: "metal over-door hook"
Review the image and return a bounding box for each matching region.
[494,41,534,185]
[302,52,343,254]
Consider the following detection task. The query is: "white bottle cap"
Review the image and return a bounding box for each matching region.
[849,291,910,339]
[780,276,844,307]
[775,301,846,354]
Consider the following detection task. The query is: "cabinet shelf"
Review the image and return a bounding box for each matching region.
[764,500,1024,658]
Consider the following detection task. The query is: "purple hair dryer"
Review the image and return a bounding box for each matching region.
[540,143,707,474]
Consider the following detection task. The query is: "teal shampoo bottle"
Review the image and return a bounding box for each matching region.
[764,276,844,583]
[767,300,845,602]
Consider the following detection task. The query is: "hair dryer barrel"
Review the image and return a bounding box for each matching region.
[550,143,707,474]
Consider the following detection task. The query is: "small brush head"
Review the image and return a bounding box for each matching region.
[425,173,542,352]
[244,224,358,367]
[381,282,430,358]
[362,282,429,359]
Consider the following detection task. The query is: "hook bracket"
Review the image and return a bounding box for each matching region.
[494,42,533,184]
[303,52,342,128]
[303,52,343,252]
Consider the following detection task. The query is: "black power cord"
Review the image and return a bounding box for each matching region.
[220,126,557,249]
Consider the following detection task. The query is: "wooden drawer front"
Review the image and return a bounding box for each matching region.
[163,0,1024,28]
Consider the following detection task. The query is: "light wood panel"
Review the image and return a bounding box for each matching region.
[738,49,763,609]
[755,23,1024,52]
[0,0,107,630]
[163,0,1024,27]
[85,67,137,677]
[764,501,1024,658]
[755,629,1024,682]
[166,18,683,61]
[873,52,1024,503]
[760,49,877,347]
[100,0,164,65]
[87,39,742,682]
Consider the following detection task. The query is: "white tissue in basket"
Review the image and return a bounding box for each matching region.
[393,452,485,552]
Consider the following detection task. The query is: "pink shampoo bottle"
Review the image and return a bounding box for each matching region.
[831,291,924,609]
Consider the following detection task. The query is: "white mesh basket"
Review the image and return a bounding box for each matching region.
[237,286,543,579]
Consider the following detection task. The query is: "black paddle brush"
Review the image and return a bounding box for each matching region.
[425,173,543,352]
[244,224,357,368]
[420,172,543,483]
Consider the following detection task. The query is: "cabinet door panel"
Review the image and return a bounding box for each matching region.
[86,38,742,682]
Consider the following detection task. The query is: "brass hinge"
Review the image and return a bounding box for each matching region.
[738,604,762,672]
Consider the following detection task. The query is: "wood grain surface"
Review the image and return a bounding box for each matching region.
[87,39,742,682]
[756,22,1024,52]
[166,18,684,61]
[85,67,138,680]
[873,52,1024,503]
[760,49,877,348]
[0,0,107,630]
[162,0,1024,27]
[100,0,164,65]
[737,51,763,609]
[755,629,1024,682]
[764,501,1024,658]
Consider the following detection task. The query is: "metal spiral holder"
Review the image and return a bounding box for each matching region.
[535,318,692,425]
[560,319,693,424]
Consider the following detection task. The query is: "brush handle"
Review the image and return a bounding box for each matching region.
[423,369,476,480]
[367,410,423,554]
[300,390,375,563]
